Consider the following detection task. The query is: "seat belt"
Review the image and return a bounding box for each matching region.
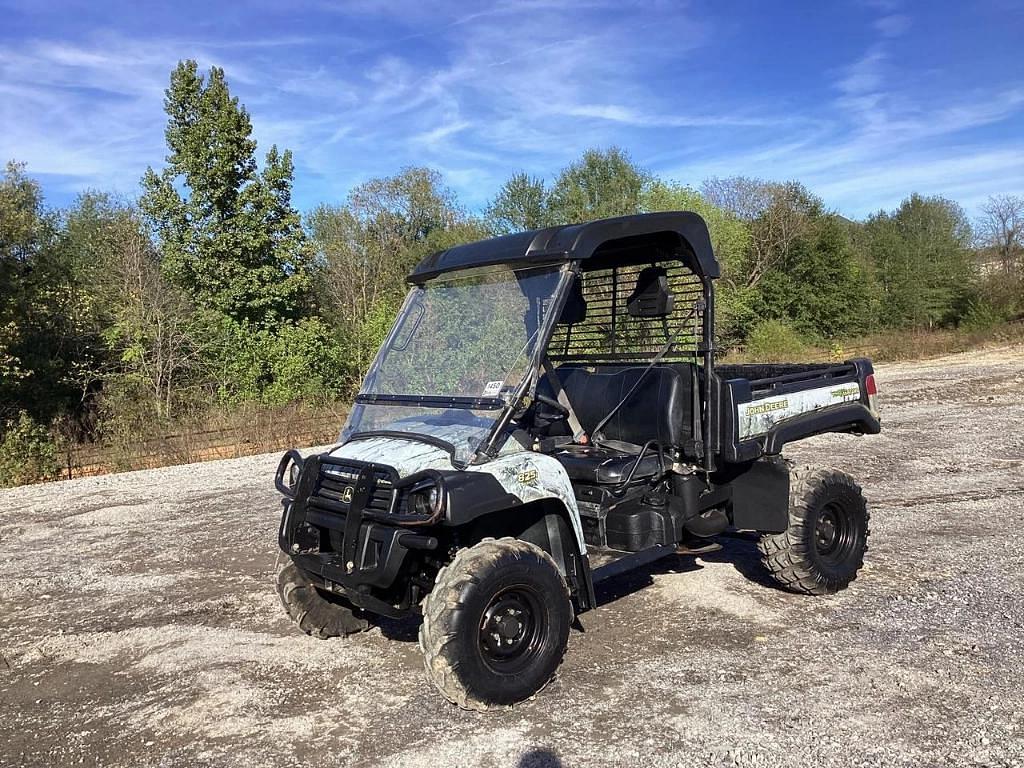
[591,300,704,444]
[540,357,589,444]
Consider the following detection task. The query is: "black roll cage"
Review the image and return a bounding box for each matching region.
[403,212,722,472]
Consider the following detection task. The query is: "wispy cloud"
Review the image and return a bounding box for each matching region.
[0,0,1020,217]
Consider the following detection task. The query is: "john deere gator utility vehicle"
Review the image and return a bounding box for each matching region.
[274,212,881,710]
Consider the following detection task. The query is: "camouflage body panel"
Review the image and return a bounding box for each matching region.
[329,436,586,553]
[737,382,863,440]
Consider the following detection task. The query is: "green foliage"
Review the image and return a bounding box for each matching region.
[2,109,1015,486]
[758,214,873,339]
[862,194,975,328]
[484,172,548,234]
[210,317,347,407]
[743,320,811,363]
[714,283,763,349]
[0,162,45,390]
[140,61,311,328]
[960,297,1007,331]
[306,167,482,381]
[547,147,648,223]
[0,412,61,487]
[971,272,1022,325]
[0,162,87,427]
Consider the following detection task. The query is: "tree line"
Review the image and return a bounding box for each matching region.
[2,61,1021,485]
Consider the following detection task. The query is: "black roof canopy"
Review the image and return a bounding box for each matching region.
[408,211,721,283]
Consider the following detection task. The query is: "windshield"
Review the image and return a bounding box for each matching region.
[342,264,567,464]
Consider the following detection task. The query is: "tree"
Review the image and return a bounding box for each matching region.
[547,147,648,224]
[0,162,44,400]
[306,167,478,382]
[702,177,819,290]
[63,193,209,420]
[140,61,311,328]
[701,175,776,221]
[0,162,85,428]
[757,214,873,338]
[863,194,975,328]
[484,172,548,235]
[978,194,1023,276]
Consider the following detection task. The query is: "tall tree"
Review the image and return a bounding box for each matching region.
[758,214,873,338]
[484,172,548,235]
[547,147,648,224]
[0,162,85,427]
[0,162,42,398]
[140,61,310,328]
[863,194,975,328]
[702,177,818,289]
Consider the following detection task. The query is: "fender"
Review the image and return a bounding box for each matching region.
[462,452,587,555]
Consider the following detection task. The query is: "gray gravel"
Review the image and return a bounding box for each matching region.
[1,346,1023,768]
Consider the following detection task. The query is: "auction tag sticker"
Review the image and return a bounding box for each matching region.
[482,380,504,397]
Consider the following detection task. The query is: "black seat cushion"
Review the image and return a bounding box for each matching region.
[553,445,663,484]
[541,363,693,448]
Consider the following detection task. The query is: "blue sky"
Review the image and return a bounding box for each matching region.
[1,0,1022,219]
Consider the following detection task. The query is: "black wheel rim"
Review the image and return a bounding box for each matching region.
[478,586,547,674]
[813,502,858,567]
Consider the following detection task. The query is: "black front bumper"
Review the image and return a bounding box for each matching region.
[278,454,438,617]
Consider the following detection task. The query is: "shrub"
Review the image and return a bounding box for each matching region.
[0,412,62,487]
[744,319,812,363]
[960,298,1007,332]
[212,317,349,407]
[95,375,164,470]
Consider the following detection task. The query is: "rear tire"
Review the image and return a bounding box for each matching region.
[419,537,571,711]
[277,561,369,638]
[757,466,869,595]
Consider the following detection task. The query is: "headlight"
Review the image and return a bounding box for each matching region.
[406,479,444,519]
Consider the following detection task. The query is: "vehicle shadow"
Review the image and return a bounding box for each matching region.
[699,531,786,591]
[372,533,781,639]
[593,553,703,608]
[593,532,782,611]
[370,613,421,643]
[516,749,563,767]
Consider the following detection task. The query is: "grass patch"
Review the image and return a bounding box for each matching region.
[723,320,1024,365]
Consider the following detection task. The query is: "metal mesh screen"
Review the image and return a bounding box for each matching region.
[549,260,705,363]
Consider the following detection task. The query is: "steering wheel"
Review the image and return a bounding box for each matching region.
[535,393,570,417]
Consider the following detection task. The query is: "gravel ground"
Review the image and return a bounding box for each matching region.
[2,346,1023,768]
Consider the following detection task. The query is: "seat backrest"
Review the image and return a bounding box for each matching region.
[541,363,693,448]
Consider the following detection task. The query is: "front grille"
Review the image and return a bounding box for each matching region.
[308,463,395,515]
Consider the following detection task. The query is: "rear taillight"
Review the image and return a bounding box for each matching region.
[864,373,878,411]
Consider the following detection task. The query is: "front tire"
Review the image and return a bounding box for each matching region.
[758,466,869,595]
[419,537,571,711]
[277,561,370,638]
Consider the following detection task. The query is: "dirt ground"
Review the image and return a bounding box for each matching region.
[2,346,1023,768]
